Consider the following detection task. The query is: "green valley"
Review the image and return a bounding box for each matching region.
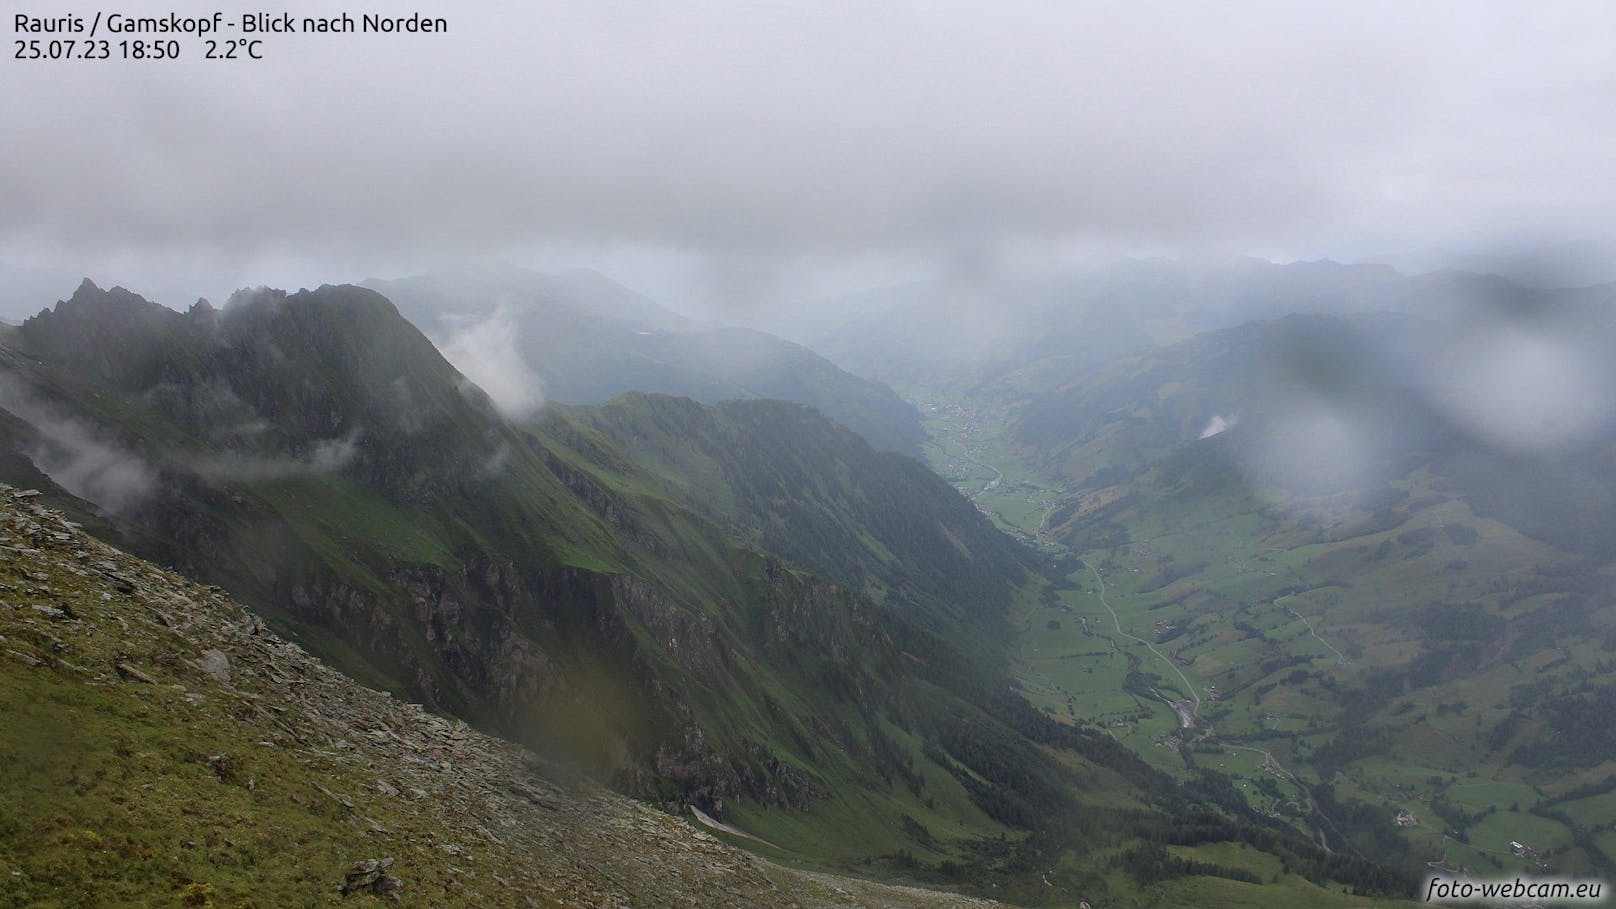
[912,305,1616,891]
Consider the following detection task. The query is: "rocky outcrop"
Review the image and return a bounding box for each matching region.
[340,857,404,898]
[154,516,841,815]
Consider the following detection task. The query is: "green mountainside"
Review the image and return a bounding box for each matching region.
[0,281,984,824]
[564,393,1034,647]
[0,484,1010,909]
[0,280,1421,905]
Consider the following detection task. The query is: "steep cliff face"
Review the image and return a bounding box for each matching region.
[252,550,877,814]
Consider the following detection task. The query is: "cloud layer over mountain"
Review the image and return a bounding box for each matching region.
[6,1,1614,308]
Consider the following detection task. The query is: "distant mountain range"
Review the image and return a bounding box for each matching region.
[1361,238,1616,289]
[1017,308,1616,551]
[366,267,927,456]
[808,255,1616,395]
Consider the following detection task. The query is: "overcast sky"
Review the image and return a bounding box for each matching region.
[6,1,1615,312]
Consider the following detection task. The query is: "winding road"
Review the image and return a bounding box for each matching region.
[1082,558,1202,727]
[1218,743,1365,858]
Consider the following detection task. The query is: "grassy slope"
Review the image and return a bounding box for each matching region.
[559,393,1035,643]
[0,485,1015,909]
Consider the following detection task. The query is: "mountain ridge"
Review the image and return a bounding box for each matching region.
[366,269,928,456]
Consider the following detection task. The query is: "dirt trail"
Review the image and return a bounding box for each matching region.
[1276,597,1349,666]
[690,805,783,849]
